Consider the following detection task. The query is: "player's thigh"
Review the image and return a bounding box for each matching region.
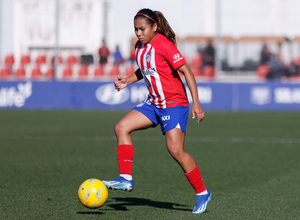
[116,109,154,133]
[165,128,185,155]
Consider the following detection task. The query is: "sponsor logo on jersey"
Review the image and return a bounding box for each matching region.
[173,53,181,60]
[173,53,183,64]
[142,67,157,76]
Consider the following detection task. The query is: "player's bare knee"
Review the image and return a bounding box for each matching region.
[114,121,130,136]
[114,122,122,136]
[168,147,184,162]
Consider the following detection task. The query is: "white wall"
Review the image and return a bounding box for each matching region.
[0,0,14,59]
[1,0,300,64]
[13,0,103,61]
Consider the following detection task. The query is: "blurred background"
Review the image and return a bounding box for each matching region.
[0,0,300,110]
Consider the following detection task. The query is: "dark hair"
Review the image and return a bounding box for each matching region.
[134,8,176,45]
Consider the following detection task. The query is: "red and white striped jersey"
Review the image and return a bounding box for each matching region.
[135,33,189,109]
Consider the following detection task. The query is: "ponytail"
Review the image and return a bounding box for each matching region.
[135,8,177,45]
[154,11,177,45]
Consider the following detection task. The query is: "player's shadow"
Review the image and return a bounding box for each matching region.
[107,197,190,212]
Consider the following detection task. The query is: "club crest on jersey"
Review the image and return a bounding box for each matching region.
[146,53,151,63]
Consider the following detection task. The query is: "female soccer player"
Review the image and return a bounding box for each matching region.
[102,8,211,214]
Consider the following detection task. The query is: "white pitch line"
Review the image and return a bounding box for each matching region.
[0,135,299,144]
[0,135,117,141]
[185,137,300,144]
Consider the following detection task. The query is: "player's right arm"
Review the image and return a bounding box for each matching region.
[114,69,143,91]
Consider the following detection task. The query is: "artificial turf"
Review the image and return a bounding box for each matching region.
[0,110,299,219]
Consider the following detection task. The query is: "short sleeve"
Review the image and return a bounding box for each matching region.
[163,42,186,70]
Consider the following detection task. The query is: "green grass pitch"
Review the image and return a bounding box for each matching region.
[0,110,299,220]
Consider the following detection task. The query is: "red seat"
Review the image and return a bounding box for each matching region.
[294,56,300,66]
[94,65,105,77]
[62,66,73,79]
[257,64,270,79]
[109,65,120,77]
[36,55,47,64]
[4,54,15,66]
[66,55,78,65]
[190,54,203,77]
[0,67,11,79]
[31,66,43,79]
[20,55,31,65]
[45,65,54,80]
[78,65,89,78]
[203,66,215,78]
[125,65,135,76]
[14,66,27,79]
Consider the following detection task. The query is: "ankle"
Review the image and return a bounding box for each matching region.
[196,189,208,196]
[120,174,132,181]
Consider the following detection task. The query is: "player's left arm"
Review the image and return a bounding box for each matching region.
[178,64,205,123]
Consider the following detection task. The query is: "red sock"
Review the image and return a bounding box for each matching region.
[117,144,134,175]
[185,165,206,194]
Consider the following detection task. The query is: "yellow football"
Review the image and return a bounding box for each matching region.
[78,178,108,209]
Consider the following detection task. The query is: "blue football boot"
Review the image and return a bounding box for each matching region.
[192,189,211,214]
[102,176,134,192]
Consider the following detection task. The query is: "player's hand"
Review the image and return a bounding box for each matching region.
[191,103,205,123]
[114,75,128,91]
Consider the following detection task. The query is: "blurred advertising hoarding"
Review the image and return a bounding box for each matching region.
[0,81,299,111]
